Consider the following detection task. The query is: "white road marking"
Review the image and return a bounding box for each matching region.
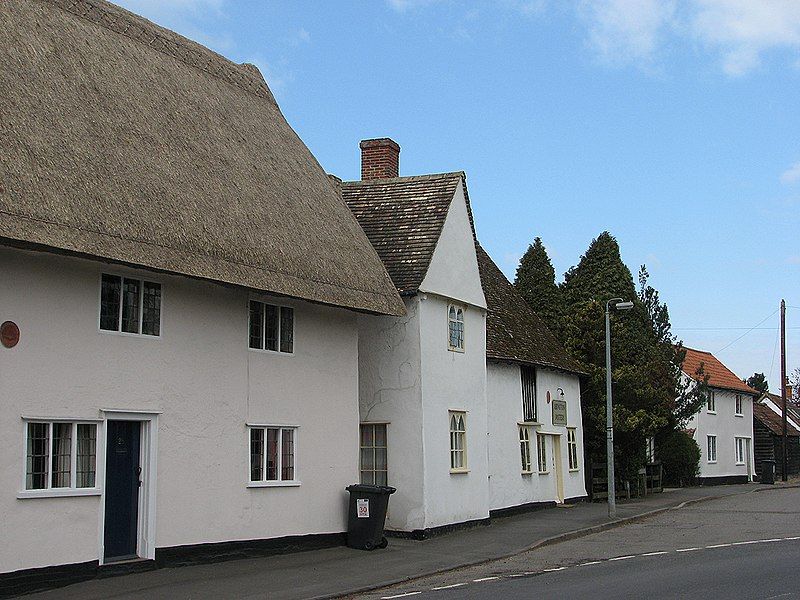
[473,576,500,582]
[579,561,601,566]
[381,592,422,599]
[676,547,700,552]
[507,572,536,577]
[543,567,567,572]
[608,555,635,561]
[432,583,468,591]
[705,543,732,548]
[641,551,669,556]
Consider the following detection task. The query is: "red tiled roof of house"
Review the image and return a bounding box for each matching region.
[679,346,758,395]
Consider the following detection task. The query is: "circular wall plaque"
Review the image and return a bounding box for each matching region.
[1,321,20,348]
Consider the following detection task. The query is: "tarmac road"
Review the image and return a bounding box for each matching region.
[357,486,800,600]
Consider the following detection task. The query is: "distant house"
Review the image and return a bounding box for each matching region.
[0,0,402,593]
[679,347,758,484]
[342,138,586,535]
[753,393,800,478]
[477,247,587,513]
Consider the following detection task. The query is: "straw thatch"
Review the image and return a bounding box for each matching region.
[477,245,585,375]
[0,0,404,316]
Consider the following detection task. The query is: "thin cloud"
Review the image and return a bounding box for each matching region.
[780,161,800,185]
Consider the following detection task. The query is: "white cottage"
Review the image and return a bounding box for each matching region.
[342,139,587,535]
[680,347,757,484]
[0,1,402,594]
[342,142,490,536]
[476,248,587,512]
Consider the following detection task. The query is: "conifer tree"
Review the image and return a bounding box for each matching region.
[514,237,562,334]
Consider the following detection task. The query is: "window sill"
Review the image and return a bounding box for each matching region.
[450,469,469,475]
[99,329,161,340]
[17,488,101,499]
[735,414,744,418]
[518,420,542,427]
[707,411,716,415]
[447,347,465,354]
[247,481,301,488]
[538,471,550,475]
[247,348,295,357]
[521,471,533,476]
[569,468,580,473]
[735,462,745,466]
[707,461,717,464]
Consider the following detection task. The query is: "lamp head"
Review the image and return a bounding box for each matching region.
[614,301,634,311]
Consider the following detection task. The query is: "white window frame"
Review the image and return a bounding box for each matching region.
[735,394,743,416]
[707,434,717,463]
[447,304,465,352]
[247,424,300,487]
[735,437,746,465]
[706,390,716,413]
[449,410,468,473]
[537,433,548,474]
[98,273,162,338]
[18,419,102,499]
[567,427,579,471]
[248,299,295,355]
[360,422,389,486]
[519,425,533,474]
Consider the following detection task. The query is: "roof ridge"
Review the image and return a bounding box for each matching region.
[44,0,277,105]
[342,171,465,185]
[678,344,714,356]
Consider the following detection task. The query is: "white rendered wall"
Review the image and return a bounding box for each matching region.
[418,293,489,528]
[683,378,755,480]
[0,247,361,574]
[356,297,425,531]
[419,180,486,310]
[487,362,586,512]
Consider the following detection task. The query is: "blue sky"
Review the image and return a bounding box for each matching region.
[119,0,799,391]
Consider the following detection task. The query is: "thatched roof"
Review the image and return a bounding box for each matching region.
[477,245,585,375]
[0,0,403,316]
[342,173,464,295]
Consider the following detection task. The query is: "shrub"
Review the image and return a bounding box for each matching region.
[657,429,700,487]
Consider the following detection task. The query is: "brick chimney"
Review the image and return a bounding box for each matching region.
[360,138,400,180]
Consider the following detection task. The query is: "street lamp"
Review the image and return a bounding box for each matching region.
[605,297,634,519]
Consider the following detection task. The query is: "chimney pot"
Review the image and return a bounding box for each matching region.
[360,138,400,180]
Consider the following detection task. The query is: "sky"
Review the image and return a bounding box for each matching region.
[117,0,799,391]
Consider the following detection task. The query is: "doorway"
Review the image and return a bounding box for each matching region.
[551,435,565,504]
[103,420,141,562]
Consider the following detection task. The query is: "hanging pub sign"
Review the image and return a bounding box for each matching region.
[552,398,567,426]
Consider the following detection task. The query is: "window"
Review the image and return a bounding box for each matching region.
[521,366,537,422]
[707,435,717,463]
[249,426,297,484]
[519,426,533,473]
[100,274,161,336]
[360,424,388,485]
[706,390,716,413]
[646,436,655,463]
[449,411,467,471]
[567,428,579,471]
[537,433,548,473]
[735,437,746,465]
[735,394,743,416]
[249,301,293,353]
[24,422,98,491]
[448,305,464,351]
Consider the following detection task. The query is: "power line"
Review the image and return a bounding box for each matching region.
[717,309,779,354]
[674,327,799,331]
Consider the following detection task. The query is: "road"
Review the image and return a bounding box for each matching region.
[354,486,800,600]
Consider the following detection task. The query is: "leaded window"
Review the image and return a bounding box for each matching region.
[521,366,537,422]
[249,426,297,483]
[25,422,98,491]
[360,424,388,485]
[707,435,717,463]
[537,433,548,473]
[100,274,161,336]
[567,428,579,471]
[449,411,467,471]
[519,425,532,473]
[249,301,294,353]
[448,305,464,351]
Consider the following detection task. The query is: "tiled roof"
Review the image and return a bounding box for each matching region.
[477,245,585,375]
[754,401,800,437]
[680,346,758,395]
[762,393,800,429]
[342,173,463,294]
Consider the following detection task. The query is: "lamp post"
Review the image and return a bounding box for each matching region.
[605,297,634,519]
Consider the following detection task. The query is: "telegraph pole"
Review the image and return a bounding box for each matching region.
[781,299,787,482]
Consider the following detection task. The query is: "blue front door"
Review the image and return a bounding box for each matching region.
[103,420,141,562]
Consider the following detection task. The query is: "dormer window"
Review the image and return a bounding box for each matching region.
[448,304,464,352]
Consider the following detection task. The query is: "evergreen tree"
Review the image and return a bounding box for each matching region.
[514,237,562,334]
[744,372,769,395]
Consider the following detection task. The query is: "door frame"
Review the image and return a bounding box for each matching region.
[551,434,565,504]
[98,409,160,565]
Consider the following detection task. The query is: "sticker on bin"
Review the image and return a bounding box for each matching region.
[357,498,370,518]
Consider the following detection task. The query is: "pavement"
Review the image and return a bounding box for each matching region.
[20,481,794,600]
[353,482,800,599]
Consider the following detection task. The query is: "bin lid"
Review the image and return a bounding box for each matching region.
[346,484,396,494]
